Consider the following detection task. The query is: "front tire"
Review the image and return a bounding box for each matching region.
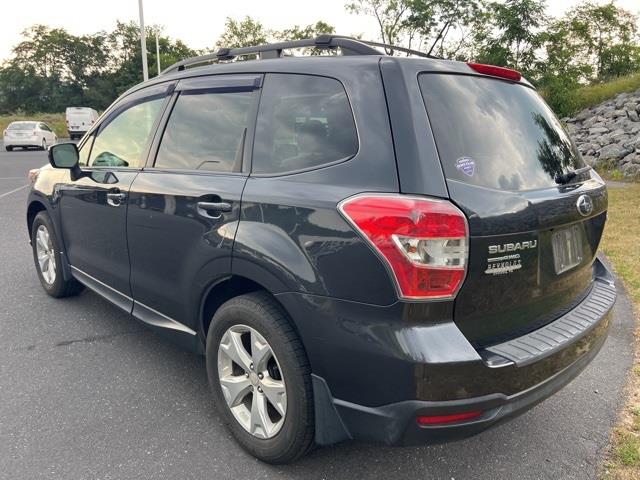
[5,146,12,152]
[206,292,314,464]
[31,211,83,298]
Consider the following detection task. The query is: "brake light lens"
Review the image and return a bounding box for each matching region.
[338,194,468,300]
[467,62,521,82]
[417,411,482,426]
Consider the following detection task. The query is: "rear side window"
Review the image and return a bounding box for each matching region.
[419,74,585,191]
[155,91,254,172]
[252,74,358,174]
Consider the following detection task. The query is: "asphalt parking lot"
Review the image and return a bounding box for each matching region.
[0,141,636,480]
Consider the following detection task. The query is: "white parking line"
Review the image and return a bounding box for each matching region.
[0,184,28,199]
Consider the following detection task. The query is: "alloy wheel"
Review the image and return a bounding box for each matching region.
[217,324,287,439]
[35,225,56,284]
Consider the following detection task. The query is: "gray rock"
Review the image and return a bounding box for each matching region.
[627,109,639,122]
[621,162,640,177]
[589,127,609,135]
[621,152,640,165]
[575,110,592,122]
[582,155,598,166]
[598,143,632,160]
[583,117,598,128]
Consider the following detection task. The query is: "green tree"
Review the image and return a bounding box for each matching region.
[405,0,486,57]
[275,21,336,54]
[474,0,547,73]
[216,16,270,51]
[562,1,640,79]
[345,0,413,51]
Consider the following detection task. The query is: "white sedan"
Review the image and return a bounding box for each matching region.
[3,121,58,151]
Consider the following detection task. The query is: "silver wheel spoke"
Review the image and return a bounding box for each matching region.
[220,331,252,372]
[35,225,56,285]
[260,378,286,416]
[250,392,273,438]
[36,230,47,251]
[251,330,272,372]
[217,324,287,439]
[220,375,252,407]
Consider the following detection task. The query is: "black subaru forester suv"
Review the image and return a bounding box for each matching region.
[27,36,616,463]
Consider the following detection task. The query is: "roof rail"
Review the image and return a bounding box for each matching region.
[160,35,440,75]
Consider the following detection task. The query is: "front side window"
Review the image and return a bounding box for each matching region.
[88,97,164,168]
[155,90,253,172]
[252,74,358,175]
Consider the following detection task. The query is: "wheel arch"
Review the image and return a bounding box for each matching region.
[26,199,48,238]
[198,274,302,351]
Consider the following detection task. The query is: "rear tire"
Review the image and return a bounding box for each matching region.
[31,211,84,298]
[206,292,314,464]
[5,146,12,152]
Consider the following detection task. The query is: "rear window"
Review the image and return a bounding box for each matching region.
[8,122,36,130]
[419,74,585,191]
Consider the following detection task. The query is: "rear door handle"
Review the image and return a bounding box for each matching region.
[196,201,232,219]
[107,192,127,207]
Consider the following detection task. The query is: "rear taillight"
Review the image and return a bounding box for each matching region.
[338,194,469,300]
[467,62,521,82]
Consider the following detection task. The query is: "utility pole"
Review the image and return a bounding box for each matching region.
[138,0,149,81]
[156,34,161,76]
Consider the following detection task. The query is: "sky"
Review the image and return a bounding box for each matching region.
[1,0,639,62]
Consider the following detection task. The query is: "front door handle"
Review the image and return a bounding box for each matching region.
[196,201,232,219]
[107,192,127,207]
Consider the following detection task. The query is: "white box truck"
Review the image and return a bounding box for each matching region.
[66,107,99,140]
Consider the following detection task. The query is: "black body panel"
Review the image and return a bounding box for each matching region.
[58,169,140,300]
[450,177,608,346]
[27,52,616,449]
[127,171,246,330]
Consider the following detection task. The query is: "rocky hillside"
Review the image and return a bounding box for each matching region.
[564,90,640,178]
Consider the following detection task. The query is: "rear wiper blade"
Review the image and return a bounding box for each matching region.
[555,165,592,185]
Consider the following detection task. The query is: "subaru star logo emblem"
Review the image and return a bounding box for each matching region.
[576,194,594,217]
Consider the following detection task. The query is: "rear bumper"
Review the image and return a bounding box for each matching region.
[278,257,616,446]
[4,137,41,147]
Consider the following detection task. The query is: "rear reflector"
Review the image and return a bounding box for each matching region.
[338,194,468,300]
[467,62,522,82]
[417,411,482,426]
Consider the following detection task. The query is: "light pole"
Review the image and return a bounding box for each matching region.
[156,33,161,76]
[138,0,149,81]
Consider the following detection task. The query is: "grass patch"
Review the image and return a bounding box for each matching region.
[600,183,640,479]
[573,73,640,115]
[0,113,67,138]
[601,184,640,305]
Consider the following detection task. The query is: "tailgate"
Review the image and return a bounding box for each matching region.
[418,71,608,347]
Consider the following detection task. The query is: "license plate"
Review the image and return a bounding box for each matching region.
[552,225,583,274]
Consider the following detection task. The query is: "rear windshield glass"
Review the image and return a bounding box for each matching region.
[419,74,585,191]
[8,122,36,130]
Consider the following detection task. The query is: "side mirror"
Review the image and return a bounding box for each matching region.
[48,143,86,181]
[48,142,79,169]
